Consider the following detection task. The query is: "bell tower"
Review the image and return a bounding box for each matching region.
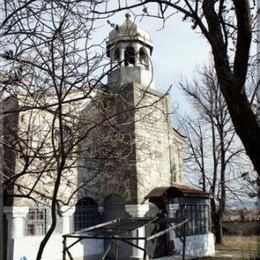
[106,13,154,89]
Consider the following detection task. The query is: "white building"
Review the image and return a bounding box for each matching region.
[1,14,215,260]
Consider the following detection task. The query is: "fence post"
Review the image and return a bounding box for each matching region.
[62,236,67,260]
[143,239,148,260]
[182,222,186,260]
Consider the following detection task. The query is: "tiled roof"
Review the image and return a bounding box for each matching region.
[145,183,208,200]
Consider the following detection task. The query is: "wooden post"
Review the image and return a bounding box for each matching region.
[143,239,147,260]
[102,240,111,260]
[62,236,67,260]
[115,240,119,260]
[182,222,186,260]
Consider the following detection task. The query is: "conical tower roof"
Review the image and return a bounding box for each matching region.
[107,13,153,53]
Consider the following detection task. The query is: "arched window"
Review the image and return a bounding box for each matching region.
[103,194,128,221]
[74,197,100,231]
[124,46,135,66]
[139,47,149,70]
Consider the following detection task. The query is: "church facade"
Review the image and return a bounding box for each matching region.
[1,14,215,260]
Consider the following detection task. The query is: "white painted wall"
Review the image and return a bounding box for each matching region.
[174,233,215,257]
[4,206,104,260]
[12,235,103,260]
[107,67,155,89]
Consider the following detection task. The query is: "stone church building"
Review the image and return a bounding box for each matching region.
[1,14,215,260]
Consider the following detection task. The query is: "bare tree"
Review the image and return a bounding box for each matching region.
[180,66,257,244]
[0,2,171,259]
[0,1,111,259]
[91,0,260,177]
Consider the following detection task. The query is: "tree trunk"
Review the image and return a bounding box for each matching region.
[211,199,224,244]
[214,215,223,244]
[203,0,260,176]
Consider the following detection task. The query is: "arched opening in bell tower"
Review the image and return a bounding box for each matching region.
[124,46,135,66]
[114,48,120,64]
[139,47,149,70]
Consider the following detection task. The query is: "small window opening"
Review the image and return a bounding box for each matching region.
[63,125,72,142]
[25,208,46,236]
[63,125,73,156]
[54,125,73,157]
[124,46,135,67]
[114,49,120,63]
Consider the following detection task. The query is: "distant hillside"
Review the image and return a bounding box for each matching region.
[224,208,260,222]
[227,199,258,210]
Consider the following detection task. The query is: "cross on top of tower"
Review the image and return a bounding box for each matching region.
[125,12,131,20]
[106,14,153,53]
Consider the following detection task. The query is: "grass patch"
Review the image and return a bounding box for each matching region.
[213,235,260,259]
[216,235,260,251]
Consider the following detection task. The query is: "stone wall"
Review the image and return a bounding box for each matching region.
[132,83,184,203]
[3,92,87,207]
[78,87,138,204]
[79,82,184,205]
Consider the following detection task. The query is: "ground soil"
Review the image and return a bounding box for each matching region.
[196,235,260,259]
